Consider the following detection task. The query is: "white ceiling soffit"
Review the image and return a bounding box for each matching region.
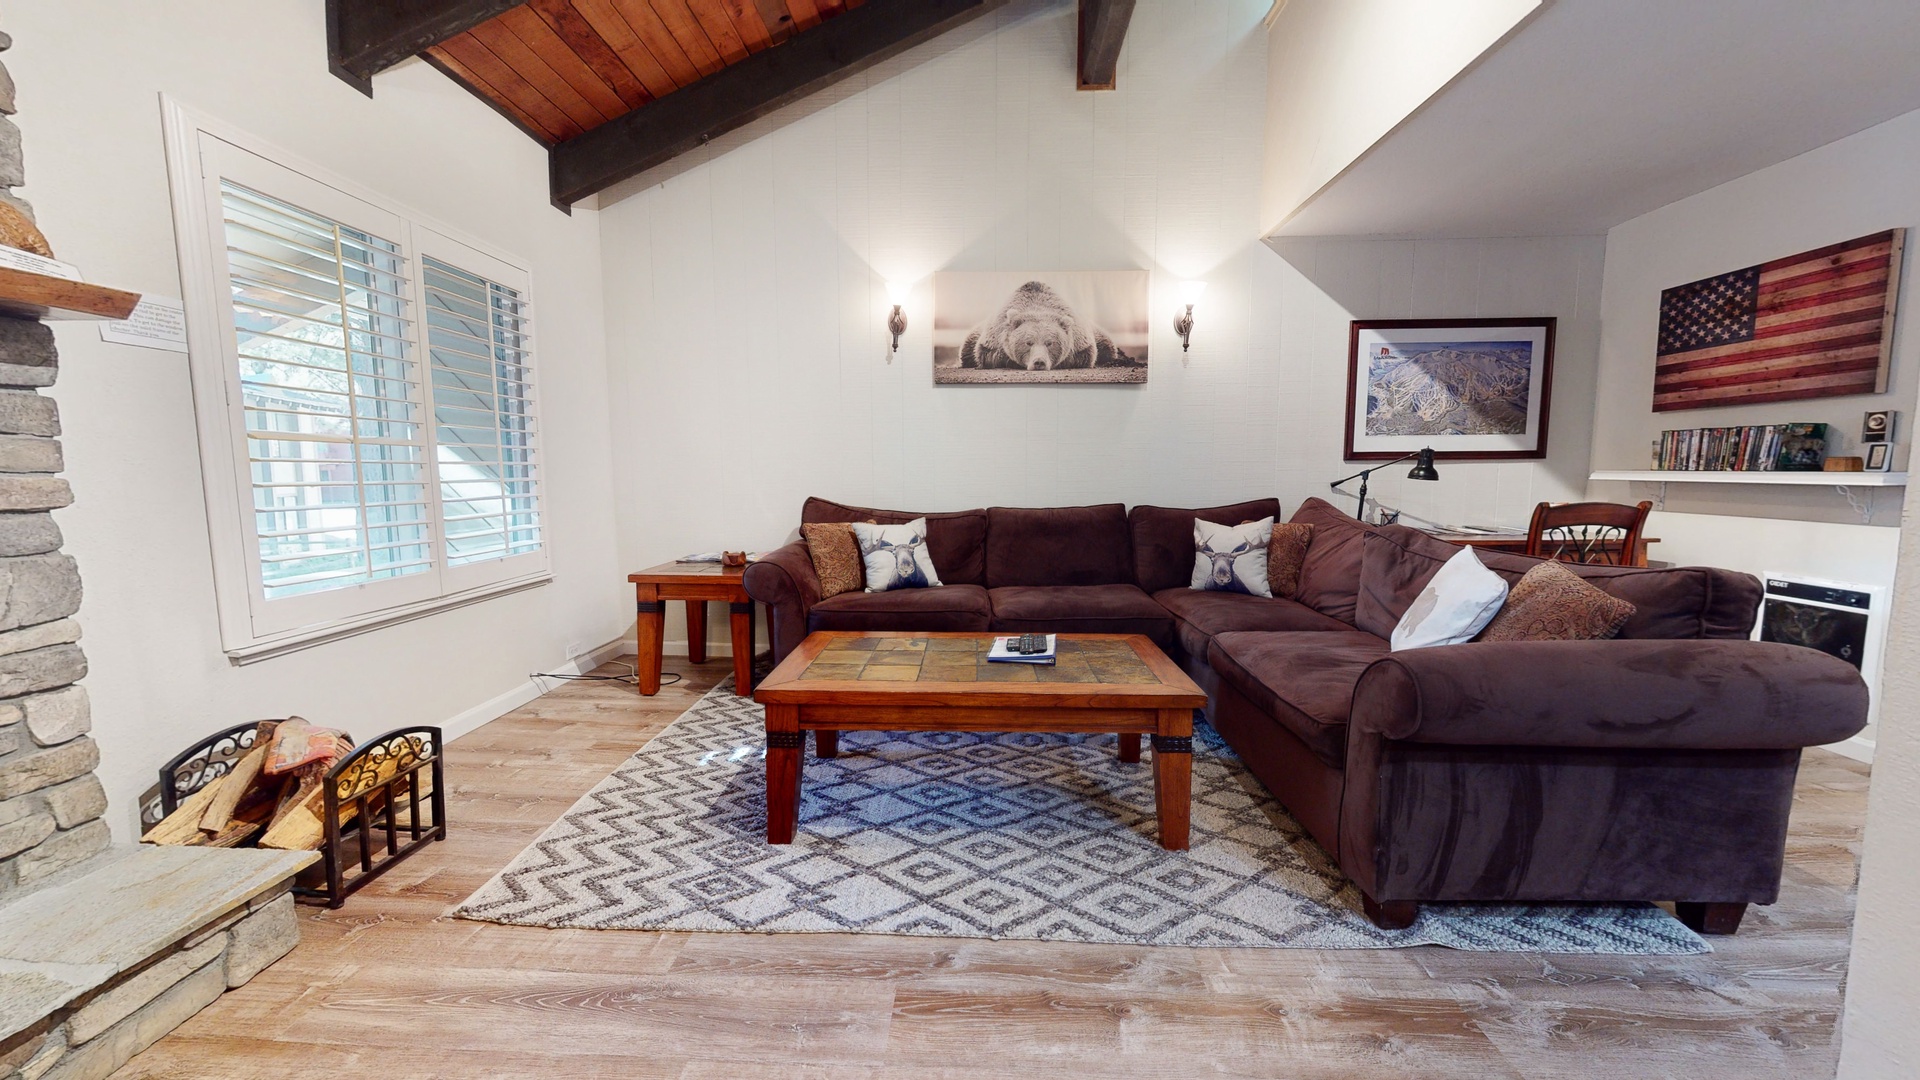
[1271,0,1920,240]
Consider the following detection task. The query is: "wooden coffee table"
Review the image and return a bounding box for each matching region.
[753,632,1207,850]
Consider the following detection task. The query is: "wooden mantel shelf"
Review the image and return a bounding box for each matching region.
[0,265,140,321]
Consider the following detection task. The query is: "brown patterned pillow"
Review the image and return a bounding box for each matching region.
[802,522,867,600]
[1267,522,1314,600]
[1479,560,1637,642]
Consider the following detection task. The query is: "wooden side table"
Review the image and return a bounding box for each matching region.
[627,562,755,696]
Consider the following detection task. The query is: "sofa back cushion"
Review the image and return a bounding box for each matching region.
[802,497,988,586]
[1128,498,1282,593]
[985,503,1132,588]
[1356,523,1762,640]
[1289,497,1376,626]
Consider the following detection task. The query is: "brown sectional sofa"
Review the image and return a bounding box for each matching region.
[745,495,1869,933]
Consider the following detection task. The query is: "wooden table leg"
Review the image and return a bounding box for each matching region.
[634,585,665,696]
[765,704,802,843]
[730,600,755,696]
[1117,733,1141,763]
[1152,709,1192,851]
[815,730,839,758]
[685,600,708,664]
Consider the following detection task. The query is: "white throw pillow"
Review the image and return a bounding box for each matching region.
[850,518,944,593]
[1191,517,1274,597]
[1390,547,1509,651]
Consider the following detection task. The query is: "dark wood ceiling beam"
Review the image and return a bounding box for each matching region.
[549,0,1009,206]
[1077,0,1136,91]
[326,0,531,95]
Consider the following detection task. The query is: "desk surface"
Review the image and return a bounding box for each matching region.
[628,561,747,584]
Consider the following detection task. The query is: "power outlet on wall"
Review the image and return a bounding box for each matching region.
[565,640,586,662]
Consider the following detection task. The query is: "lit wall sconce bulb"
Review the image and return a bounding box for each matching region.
[886,281,910,354]
[1174,281,1206,352]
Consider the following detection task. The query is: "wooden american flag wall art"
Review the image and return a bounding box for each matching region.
[1653,229,1905,412]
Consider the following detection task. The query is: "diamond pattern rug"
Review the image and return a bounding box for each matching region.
[455,679,1708,953]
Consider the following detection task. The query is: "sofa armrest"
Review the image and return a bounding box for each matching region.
[743,539,821,667]
[1349,639,1867,750]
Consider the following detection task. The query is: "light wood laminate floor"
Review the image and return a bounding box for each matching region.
[116,660,1870,1080]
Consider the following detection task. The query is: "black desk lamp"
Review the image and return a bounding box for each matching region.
[1330,448,1439,522]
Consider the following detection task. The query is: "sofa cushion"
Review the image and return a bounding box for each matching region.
[803,497,988,586]
[801,522,866,600]
[985,504,1132,588]
[1208,631,1391,767]
[988,584,1174,647]
[1191,516,1274,596]
[1389,547,1508,651]
[1128,498,1282,594]
[1480,560,1637,642]
[1288,497,1376,626]
[1268,522,1314,599]
[1154,587,1354,661]
[808,584,991,633]
[851,519,944,592]
[1356,523,1760,640]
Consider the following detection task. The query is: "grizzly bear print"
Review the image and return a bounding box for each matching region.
[958,280,1137,371]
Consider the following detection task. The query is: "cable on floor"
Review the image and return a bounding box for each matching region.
[529,661,678,687]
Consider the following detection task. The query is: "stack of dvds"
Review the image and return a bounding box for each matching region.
[1651,423,1827,472]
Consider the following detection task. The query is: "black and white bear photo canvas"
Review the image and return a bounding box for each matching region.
[932,270,1149,384]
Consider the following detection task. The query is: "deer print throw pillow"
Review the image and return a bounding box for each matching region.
[851,519,945,593]
[1191,517,1274,597]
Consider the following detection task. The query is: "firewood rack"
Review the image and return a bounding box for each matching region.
[297,726,447,908]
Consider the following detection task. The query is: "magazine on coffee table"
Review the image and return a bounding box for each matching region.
[988,634,1057,664]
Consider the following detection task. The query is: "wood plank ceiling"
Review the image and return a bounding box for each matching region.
[424,0,868,146]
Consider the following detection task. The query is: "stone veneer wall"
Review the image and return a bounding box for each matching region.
[0,26,108,897]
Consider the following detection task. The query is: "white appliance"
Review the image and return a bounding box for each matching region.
[1754,573,1887,757]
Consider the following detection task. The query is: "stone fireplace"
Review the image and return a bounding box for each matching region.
[0,26,314,1080]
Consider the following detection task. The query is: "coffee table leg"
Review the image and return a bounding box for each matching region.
[634,587,665,696]
[816,730,839,758]
[1152,710,1192,851]
[686,600,708,664]
[730,601,755,696]
[766,704,802,843]
[1118,733,1141,763]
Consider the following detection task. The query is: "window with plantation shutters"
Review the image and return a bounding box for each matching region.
[221,181,433,599]
[421,256,541,568]
[173,112,550,660]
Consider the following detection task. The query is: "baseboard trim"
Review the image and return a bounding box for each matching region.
[441,638,632,744]
[1822,734,1875,764]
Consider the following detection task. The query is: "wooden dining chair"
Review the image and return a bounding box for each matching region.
[1523,500,1654,566]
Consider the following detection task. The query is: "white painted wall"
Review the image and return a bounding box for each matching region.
[598,1,1604,655]
[5,0,625,837]
[1267,235,1605,532]
[1589,107,1920,527]
[1838,490,1920,1078]
[1258,0,1538,236]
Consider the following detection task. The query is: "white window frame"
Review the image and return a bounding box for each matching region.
[163,99,550,663]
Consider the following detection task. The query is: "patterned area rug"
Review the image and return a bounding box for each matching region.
[456,680,1707,953]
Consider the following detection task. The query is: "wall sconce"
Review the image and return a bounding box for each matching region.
[886,281,909,355]
[1174,280,1206,352]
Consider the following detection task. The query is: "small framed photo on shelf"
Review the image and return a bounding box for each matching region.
[1866,443,1893,471]
[1345,317,1556,461]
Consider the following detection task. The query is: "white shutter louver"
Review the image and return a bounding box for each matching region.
[422,256,541,566]
[219,181,433,599]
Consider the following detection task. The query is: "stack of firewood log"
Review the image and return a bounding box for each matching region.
[142,718,430,851]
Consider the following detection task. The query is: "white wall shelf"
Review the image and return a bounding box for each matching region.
[1590,470,1908,487]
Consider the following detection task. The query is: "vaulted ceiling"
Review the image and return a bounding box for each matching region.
[326,0,1137,209]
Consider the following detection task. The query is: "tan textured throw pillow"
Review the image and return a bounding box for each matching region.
[801,522,867,600]
[1267,522,1314,600]
[1479,560,1637,643]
